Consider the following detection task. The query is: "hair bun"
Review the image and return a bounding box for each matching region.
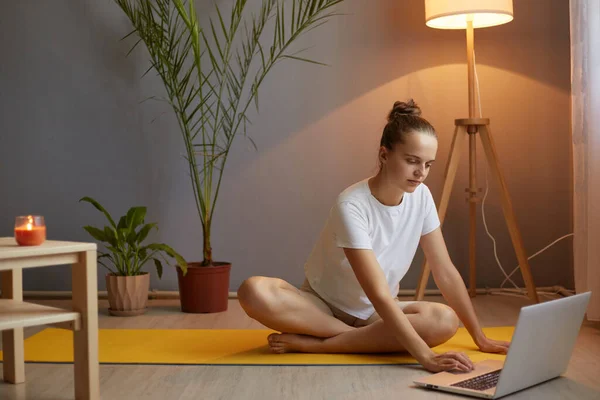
[387,99,421,122]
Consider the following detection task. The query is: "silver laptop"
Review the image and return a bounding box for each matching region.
[414,291,592,399]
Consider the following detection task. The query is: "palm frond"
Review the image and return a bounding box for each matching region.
[112,0,345,264]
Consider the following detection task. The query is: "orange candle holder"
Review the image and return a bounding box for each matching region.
[14,215,46,246]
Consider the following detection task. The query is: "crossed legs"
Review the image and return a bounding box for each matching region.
[237,276,459,354]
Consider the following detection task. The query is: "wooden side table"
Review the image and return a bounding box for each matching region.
[0,238,99,400]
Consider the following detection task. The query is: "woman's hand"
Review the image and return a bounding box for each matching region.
[420,350,474,373]
[475,336,511,354]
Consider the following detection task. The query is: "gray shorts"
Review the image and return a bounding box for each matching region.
[299,279,417,327]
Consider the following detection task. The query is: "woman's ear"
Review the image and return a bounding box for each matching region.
[379,146,388,165]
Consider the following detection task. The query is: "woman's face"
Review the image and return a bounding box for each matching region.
[380,131,438,192]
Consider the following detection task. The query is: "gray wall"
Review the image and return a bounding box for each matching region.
[0,0,573,293]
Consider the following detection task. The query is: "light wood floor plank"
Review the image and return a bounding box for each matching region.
[1,296,598,399]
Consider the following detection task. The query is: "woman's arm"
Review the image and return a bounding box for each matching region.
[344,247,473,371]
[419,227,510,353]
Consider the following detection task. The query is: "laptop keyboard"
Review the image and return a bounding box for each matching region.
[451,370,501,391]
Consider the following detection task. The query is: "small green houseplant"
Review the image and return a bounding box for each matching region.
[113,0,344,312]
[80,196,187,316]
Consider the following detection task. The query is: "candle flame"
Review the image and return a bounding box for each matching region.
[23,216,35,230]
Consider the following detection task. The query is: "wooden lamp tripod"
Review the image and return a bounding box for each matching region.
[415,0,539,303]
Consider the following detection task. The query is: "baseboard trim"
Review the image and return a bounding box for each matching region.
[9,288,482,300]
[4,285,573,300]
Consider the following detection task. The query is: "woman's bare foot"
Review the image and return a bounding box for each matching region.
[267,333,325,354]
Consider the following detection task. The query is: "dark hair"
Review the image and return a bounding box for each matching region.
[380,99,437,150]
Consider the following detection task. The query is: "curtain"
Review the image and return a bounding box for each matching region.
[570,0,600,321]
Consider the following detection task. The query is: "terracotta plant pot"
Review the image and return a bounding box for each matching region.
[106,273,150,316]
[176,262,231,313]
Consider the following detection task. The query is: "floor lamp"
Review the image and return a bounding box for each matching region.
[414,0,540,303]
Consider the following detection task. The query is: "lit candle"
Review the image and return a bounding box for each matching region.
[14,215,46,246]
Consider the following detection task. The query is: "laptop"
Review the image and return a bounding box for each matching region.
[413,291,592,399]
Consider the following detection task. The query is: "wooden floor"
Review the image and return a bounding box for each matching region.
[1,294,599,400]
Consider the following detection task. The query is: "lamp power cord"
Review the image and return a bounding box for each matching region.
[469,50,574,299]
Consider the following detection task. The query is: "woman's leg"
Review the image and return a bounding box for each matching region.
[237,276,354,338]
[267,302,460,354]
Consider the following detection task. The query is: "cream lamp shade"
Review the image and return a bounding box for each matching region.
[425,0,513,29]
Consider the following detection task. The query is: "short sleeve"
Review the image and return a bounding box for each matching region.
[421,186,441,236]
[331,201,372,249]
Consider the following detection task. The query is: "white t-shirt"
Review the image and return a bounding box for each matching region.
[304,177,441,319]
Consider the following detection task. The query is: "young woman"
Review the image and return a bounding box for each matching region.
[238,100,510,373]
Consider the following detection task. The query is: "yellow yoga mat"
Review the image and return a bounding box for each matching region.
[0,327,513,365]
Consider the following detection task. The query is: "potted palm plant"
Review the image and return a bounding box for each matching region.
[80,196,187,316]
[112,0,344,313]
